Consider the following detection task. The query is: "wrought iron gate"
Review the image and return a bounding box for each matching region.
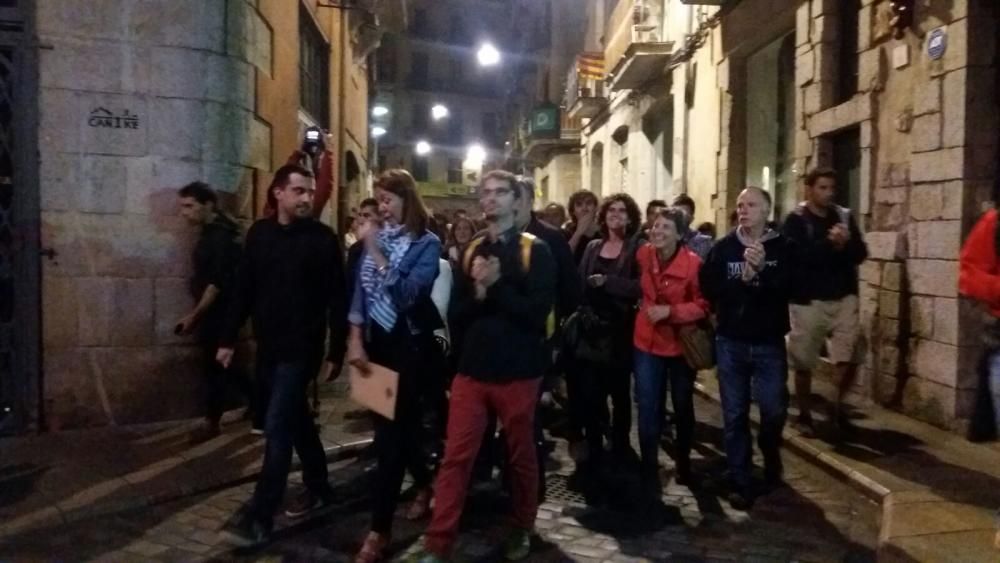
[0,1,39,434]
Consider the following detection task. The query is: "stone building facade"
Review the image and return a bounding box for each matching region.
[2,0,392,433]
[540,0,999,432]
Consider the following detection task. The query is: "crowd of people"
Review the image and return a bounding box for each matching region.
[176,163,874,562]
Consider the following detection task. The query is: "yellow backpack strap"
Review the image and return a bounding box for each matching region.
[518,233,556,339]
[463,237,484,275]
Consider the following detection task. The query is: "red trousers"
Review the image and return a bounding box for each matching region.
[425,375,542,556]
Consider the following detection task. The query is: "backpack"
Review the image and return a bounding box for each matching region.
[462,232,556,338]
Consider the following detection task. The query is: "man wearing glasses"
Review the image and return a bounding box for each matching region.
[413,170,557,562]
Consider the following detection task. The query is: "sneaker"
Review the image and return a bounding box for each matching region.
[220,507,271,547]
[727,489,754,511]
[285,489,333,519]
[793,413,816,437]
[502,529,532,561]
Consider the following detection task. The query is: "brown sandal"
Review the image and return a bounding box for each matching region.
[355,531,389,563]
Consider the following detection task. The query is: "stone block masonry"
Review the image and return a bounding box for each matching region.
[37,0,274,427]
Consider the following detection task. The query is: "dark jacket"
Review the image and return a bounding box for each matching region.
[526,215,580,321]
[346,239,365,301]
[781,204,867,304]
[449,228,557,381]
[221,218,348,366]
[190,213,242,343]
[578,236,641,326]
[699,230,795,344]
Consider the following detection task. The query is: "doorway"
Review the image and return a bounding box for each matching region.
[0,1,40,434]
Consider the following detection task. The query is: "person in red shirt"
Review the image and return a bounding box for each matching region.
[959,207,1000,440]
[633,207,709,500]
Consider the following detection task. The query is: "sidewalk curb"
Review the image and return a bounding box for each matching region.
[3,437,374,538]
[692,382,891,502]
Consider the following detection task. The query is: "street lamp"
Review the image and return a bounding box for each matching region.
[371,126,387,138]
[477,42,501,67]
[466,143,486,165]
[431,104,449,120]
[415,140,432,155]
[372,105,389,117]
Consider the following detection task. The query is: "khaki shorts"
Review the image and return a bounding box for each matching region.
[788,295,862,370]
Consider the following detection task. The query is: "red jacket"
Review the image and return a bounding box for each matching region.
[633,243,709,357]
[959,209,1000,318]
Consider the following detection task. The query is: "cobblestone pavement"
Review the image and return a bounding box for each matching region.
[2,395,878,562]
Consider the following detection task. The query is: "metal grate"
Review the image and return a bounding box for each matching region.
[544,473,587,505]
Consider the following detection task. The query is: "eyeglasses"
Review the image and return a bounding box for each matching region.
[479,187,513,199]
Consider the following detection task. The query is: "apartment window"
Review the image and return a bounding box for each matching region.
[447,158,463,184]
[412,156,429,181]
[410,51,429,89]
[448,109,463,144]
[376,38,396,83]
[481,112,498,142]
[412,101,428,131]
[449,57,464,84]
[299,8,330,126]
[413,8,431,39]
[448,16,468,45]
[836,0,861,104]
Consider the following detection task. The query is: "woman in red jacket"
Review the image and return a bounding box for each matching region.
[634,207,709,497]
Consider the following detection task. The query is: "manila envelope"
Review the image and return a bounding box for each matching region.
[349,362,399,420]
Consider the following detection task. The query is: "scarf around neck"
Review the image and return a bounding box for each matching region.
[360,224,412,331]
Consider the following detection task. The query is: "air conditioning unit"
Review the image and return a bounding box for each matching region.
[632,24,660,44]
[632,1,649,24]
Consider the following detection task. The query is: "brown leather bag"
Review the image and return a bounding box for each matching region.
[678,317,716,371]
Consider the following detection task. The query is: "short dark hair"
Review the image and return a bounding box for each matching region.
[597,193,642,239]
[671,194,695,214]
[178,181,217,206]
[374,169,430,235]
[266,165,313,214]
[655,207,688,236]
[567,190,599,220]
[646,199,667,214]
[480,169,520,198]
[359,197,378,210]
[805,167,837,187]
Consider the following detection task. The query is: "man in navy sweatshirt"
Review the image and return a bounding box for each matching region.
[699,186,796,511]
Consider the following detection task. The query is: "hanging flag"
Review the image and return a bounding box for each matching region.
[577,52,605,80]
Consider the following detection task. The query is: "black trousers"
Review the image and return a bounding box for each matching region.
[572,356,632,458]
[201,341,253,425]
[367,323,434,534]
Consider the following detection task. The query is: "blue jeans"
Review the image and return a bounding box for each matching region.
[715,335,789,490]
[633,349,695,469]
[250,359,329,527]
[988,352,1000,432]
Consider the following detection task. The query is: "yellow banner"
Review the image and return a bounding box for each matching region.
[417,181,472,198]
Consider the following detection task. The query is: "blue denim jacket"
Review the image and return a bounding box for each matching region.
[348,231,442,334]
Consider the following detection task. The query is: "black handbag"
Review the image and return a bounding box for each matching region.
[563,306,614,363]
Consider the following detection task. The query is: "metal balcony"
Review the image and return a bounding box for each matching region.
[564,53,608,120]
[604,0,674,92]
[523,110,583,165]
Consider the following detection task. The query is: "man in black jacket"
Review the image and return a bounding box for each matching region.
[781,168,868,436]
[700,186,795,511]
[217,164,348,546]
[417,170,557,562]
[177,182,251,441]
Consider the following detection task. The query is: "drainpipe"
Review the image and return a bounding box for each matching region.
[336,5,348,230]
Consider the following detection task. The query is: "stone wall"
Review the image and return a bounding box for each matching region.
[37,0,272,428]
[792,0,998,430]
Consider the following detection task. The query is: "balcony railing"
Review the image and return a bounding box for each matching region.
[603,0,673,91]
[564,53,607,119]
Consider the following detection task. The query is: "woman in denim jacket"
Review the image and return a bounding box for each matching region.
[347,170,443,563]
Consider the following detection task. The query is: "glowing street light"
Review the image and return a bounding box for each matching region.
[372,105,389,117]
[477,42,501,67]
[466,143,487,165]
[431,104,450,120]
[371,126,387,138]
[415,140,432,155]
